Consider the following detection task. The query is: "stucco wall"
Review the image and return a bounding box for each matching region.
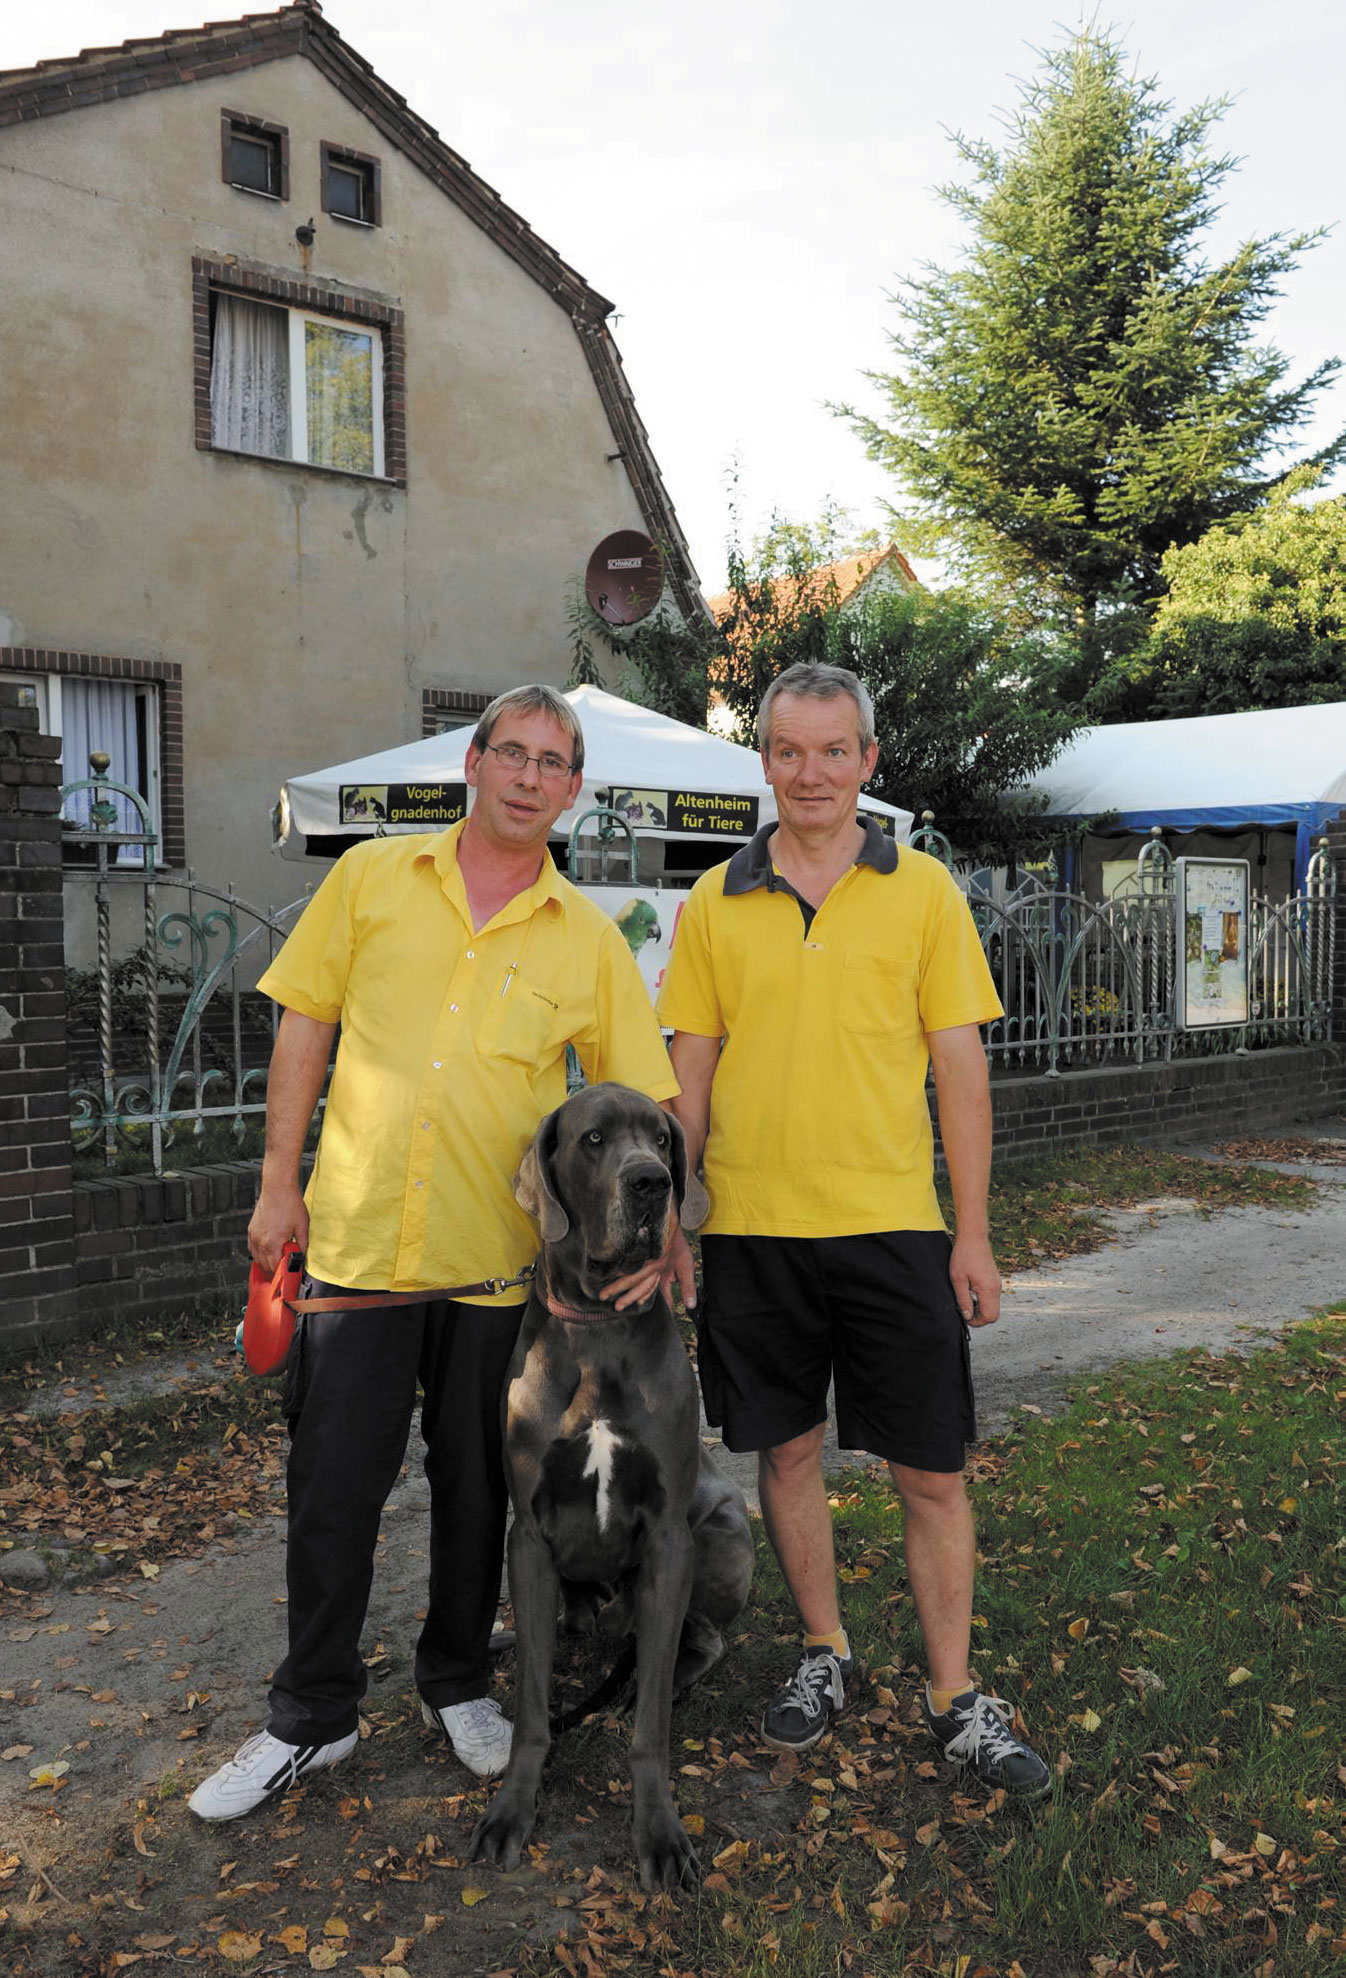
[0,56,658,911]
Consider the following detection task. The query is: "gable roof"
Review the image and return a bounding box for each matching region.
[0,0,705,620]
[705,543,917,626]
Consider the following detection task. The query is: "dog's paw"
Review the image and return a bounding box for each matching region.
[634,1809,702,1893]
[469,1793,535,1872]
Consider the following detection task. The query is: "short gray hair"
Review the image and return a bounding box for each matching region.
[473,685,584,773]
[757,663,875,756]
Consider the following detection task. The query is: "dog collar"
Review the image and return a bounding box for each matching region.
[543,1286,621,1325]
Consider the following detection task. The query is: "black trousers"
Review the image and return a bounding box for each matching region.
[266,1282,524,1745]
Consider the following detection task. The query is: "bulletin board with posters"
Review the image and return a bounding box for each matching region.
[1176,858,1250,1029]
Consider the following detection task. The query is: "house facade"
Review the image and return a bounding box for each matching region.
[0,0,701,914]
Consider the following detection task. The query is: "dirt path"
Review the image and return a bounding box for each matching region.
[3,1127,1343,1973]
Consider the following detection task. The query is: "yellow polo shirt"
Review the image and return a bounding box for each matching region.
[258,823,678,1299]
[655,821,1001,1237]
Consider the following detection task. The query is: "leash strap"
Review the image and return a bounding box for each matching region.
[287,1263,536,1313]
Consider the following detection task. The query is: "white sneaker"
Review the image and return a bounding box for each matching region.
[188,1728,358,1821]
[421,1696,513,1777]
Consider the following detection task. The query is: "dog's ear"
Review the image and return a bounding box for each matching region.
[515,1108,569,1242]
[665,1111,709,1232]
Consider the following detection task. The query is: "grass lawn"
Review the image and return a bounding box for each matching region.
[514,1311,1345,1978]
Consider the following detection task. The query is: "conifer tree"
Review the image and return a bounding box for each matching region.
[844,27,1345,682]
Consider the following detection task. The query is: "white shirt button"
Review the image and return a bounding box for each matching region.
[450,1004,459,1014]
[432,1060,443,1069]
[414,1180,424,1190]
[466,949,475,959]
[422,1120,431,1130]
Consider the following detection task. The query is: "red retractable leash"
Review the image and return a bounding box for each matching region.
[241,1241,536,1375]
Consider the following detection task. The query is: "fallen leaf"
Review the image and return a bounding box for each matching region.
[27,1761,70,1787]
[2,1746,34,1762]
[915,1819,941,1846]
[309,1948,346,1972]
[683,1815,705,1836]
[460,1887,489,1907]
[1227,1667,1254,1687]
[218,1932,263,1963]
[275,1926,308,1952]
[138,1561,160,1581]
[381,1940,415,1965]
[867,1895,910,1927]
[1070,1710,1103,1732]
[1067,1617,1089,1641]
[713,1839,749,1873]
[1252,1832,1277,1856]
[323,1919,351,1939]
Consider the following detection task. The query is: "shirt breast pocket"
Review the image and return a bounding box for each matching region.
[476,973,565,1067]
[839,950,919,1039]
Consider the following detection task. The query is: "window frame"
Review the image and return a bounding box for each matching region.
[220,109,290,202]
[320,141,382,228]
[193,257,407,489]
[289,306,386,478]
[421,688,493,737]
[0,651,183,867]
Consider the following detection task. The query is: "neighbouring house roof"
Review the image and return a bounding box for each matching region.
[0,0,706,621]
[705,543,918,627]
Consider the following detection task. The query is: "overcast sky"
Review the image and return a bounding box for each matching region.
[8,0,1346,591]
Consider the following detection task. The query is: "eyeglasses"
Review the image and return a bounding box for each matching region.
[482,741,577,780]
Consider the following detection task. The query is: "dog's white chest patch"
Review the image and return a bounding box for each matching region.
[582,1419,623,1532]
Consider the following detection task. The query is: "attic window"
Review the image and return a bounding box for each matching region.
[222,110,289,200]
[321,143,381,227]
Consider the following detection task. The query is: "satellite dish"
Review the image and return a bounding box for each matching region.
[585,531,664,626]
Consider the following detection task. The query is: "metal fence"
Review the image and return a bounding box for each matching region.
[911,819,1338,1075]
[62,764,312,1171]
[62,771,1339,1171]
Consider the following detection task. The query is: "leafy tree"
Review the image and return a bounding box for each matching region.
[843,25,1346,685]
[1097,475,1346,718]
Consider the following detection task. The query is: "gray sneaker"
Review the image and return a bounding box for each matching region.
[921,1688,1050,1798]
[760,1648,855,1752]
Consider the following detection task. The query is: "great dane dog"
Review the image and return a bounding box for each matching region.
[470,1082,754,1891]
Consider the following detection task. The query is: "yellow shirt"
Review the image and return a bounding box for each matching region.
[655,822,1001,1237]
[258,822,679,1299]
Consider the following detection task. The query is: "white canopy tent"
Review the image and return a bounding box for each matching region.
[1021,701,1346,896]
[275,684,914,862]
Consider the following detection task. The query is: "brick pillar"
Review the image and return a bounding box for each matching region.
[0,683,77,1347]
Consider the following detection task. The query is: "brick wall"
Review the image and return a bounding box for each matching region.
[0,683,78,1339]
[980,1042,1346,1161]
[71,1162,261,1330]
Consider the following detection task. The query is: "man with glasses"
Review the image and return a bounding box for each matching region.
[191,685,680,1821]
[657,663,1049,1800]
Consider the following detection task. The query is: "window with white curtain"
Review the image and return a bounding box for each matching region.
[26,676,161,867]
[210,291,384,476]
